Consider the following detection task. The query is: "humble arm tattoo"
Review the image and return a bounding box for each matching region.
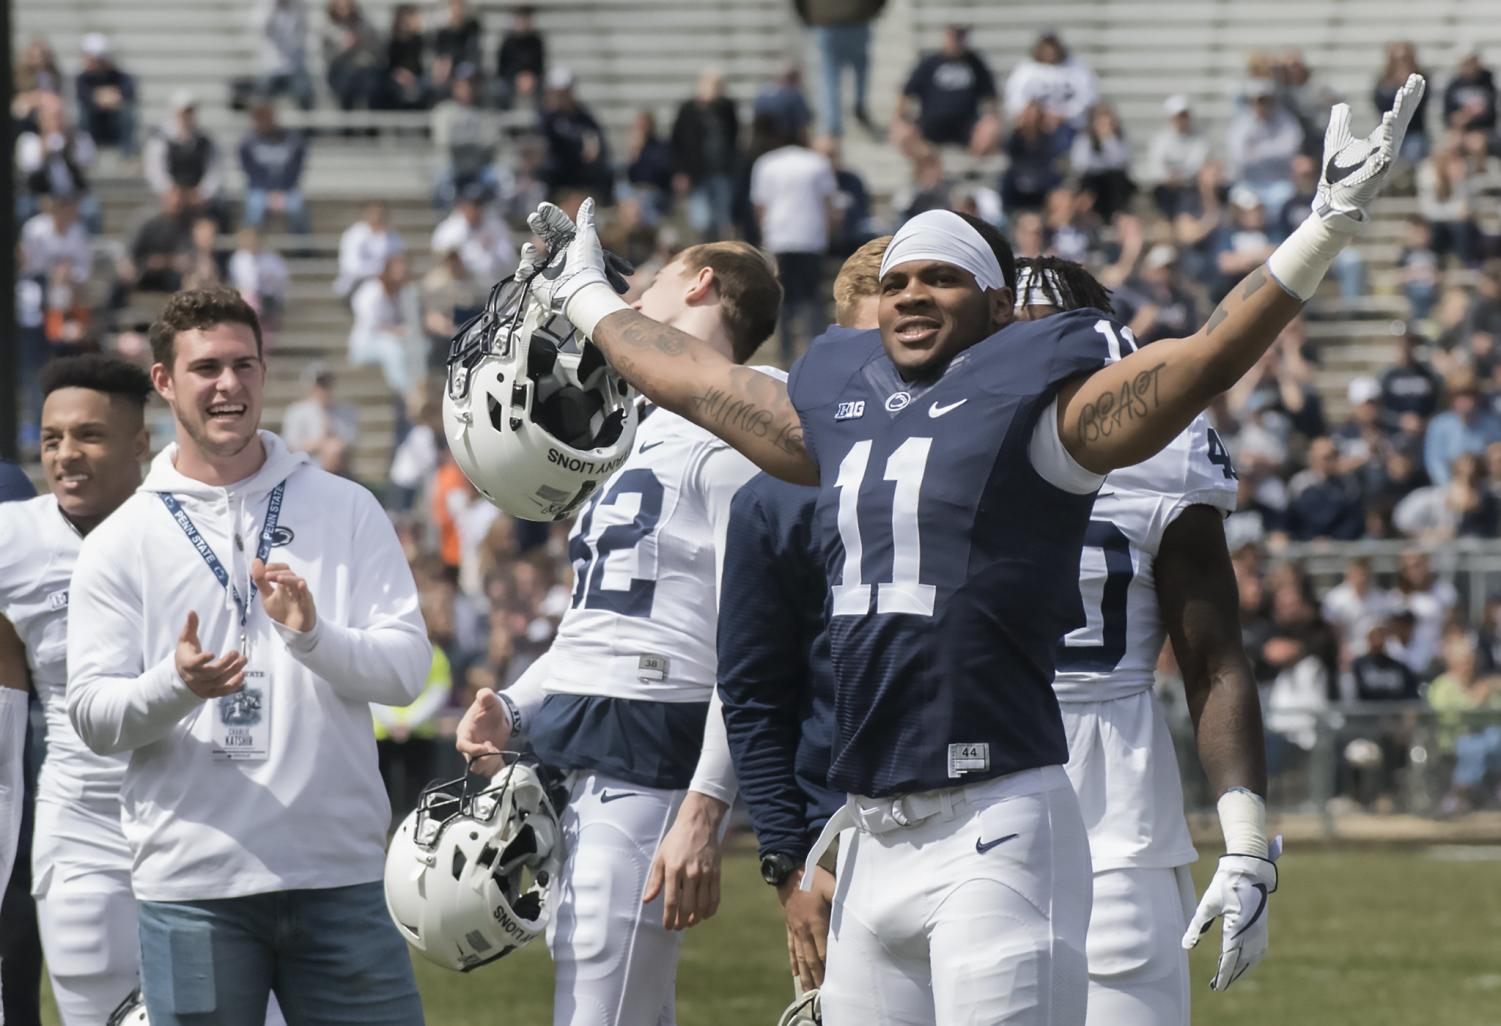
[590,309,818,484]
[1057,263,1301,473]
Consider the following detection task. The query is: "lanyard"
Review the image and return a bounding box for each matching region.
[158,480,286,654]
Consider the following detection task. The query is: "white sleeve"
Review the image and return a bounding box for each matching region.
[0,688,27,911]
[500,649,553,735]
[1027,397,1106,495]
[271,489,431,705]
[687,688,736,806]
[67,533,204,756]
[14,134,42,174]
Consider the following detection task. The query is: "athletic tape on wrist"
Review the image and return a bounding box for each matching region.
[1266,214,1361,302]
[1216,787,1269,858]
[567,281,631,338]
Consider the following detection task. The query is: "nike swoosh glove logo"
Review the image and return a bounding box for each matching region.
[1229,882,1269,939]
[600,790,639,803]
[1324,153,1367,184]
[975,832,1019,854]
[929,399,968,418]
[639,440,665,453]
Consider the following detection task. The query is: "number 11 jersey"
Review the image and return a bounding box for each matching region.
[786,310,1119,798]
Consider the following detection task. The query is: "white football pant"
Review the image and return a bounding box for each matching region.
[1085,866,1196,1026]
[547,772,686,1026]
[820,765,1092,1026]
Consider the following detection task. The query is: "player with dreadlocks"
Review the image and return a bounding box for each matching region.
[1019,256,1269,1024]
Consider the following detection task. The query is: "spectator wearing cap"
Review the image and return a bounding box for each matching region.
[1224,78,1302,215]
[143,90,223,214]
[1285,436,1366,541]
[1002,30,1098,128]
[1144,94,1209,217]
[283,366,360,453]
[539,68,612,199]
[431,65,501,208]
[1114,244,1200,345]
[74,33,138,156]
[893,24,1001,157]
[1215,186,1276,299]
[795,0,884,139]
[431,0,482,96]
[1336,375,1397,484]
[1425,367,1501,486]
[254,0,314,111]
[430,189,517,282]
[239,100,310,235]
[496,5,545,109]
[334,200,405,297]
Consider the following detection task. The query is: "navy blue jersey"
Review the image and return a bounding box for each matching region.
[718,472,841,861]
[787,308,1120,797]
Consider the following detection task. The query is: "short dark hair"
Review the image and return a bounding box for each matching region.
[148,286,263,369]
[678,241,783,363]
[955,212,1017,291]
[1015,255,1114,313]
[39,353,154,407]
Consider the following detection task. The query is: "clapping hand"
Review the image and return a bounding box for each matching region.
[175,611,246,699]
[251,558,317,634]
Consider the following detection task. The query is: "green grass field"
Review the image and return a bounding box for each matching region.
[39,844,1501,1025]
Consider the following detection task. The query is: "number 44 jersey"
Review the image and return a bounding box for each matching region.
[787,309,1125,799]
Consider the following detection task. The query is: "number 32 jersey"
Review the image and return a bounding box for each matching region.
[787,309,1118,798]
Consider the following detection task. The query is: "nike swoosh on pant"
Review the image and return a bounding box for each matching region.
[975,833,1019,854]
[600,791,640,803]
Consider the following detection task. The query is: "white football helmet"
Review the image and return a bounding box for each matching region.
[384,760,564,972]
[107,988,149,1025]
[443,275,638,521]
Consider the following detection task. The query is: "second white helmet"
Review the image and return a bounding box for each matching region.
[385,761,563,972]
[443,275,638,522]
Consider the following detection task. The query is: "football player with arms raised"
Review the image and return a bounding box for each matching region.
[455,242,782,1025]
[523,83,1420,1024]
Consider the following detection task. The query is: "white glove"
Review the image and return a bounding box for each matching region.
[1182,846,1280,991]
[1313,73,1424,224]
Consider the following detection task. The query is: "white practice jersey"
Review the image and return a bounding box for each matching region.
[546,406,759,703]
[0,495,128,813]
[1055,414,1239,702]
[1055,415,1238,873]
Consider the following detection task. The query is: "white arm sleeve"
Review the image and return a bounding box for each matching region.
[500,649,554,736]
[1028,397,1107,495]
[272,490,431,706]
[0,687,27,911]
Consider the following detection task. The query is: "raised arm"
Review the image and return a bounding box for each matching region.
[1057,77,1425,475]
[526,200,819,485]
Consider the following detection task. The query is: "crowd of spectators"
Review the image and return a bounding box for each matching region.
[11,3,1501,818]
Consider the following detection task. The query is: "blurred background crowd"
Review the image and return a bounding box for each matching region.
[9,0,1501,825]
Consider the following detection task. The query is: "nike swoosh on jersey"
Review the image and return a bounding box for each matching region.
[975,832,1019,854]
[929,399,968,418]
[1324,153,1368,184]
[639,440,665,453]
[600,790,639,803]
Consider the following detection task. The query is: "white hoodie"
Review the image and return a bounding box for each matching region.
[67,431,430,901]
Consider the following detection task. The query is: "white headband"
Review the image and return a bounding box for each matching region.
[879,210,1005,292]
[1013,264,1062,310]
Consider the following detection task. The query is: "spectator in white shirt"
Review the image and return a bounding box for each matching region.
[281,365,359,453]
[429,188,518,283]
[750,126,837,361]
[1002,31,1098,127]
[1224,79,1302,215]
[1145,94,1210,217]
[1321,558,1398,665]
[16,93,100,230]
[349,253,423,396]
[228,226,290,333]
[334,201,405,297]
[21,196,93,285]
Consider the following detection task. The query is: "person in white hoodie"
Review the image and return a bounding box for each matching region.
[66,286,430,1026]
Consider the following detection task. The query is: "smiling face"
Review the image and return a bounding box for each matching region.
[877,260,1012,378]
[151,322,265,463]
[40,387,146,525]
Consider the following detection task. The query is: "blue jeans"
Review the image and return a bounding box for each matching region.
[243,188,310,234]
[688,175,734,241]
[815,24,870,137]
[137,881,424,1026]
[1453,724,1501,790]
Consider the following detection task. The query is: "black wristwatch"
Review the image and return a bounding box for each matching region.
[760,852,798,887]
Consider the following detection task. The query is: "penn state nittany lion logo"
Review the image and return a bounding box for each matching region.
[219,688,264,726]
[269,526,295,547]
